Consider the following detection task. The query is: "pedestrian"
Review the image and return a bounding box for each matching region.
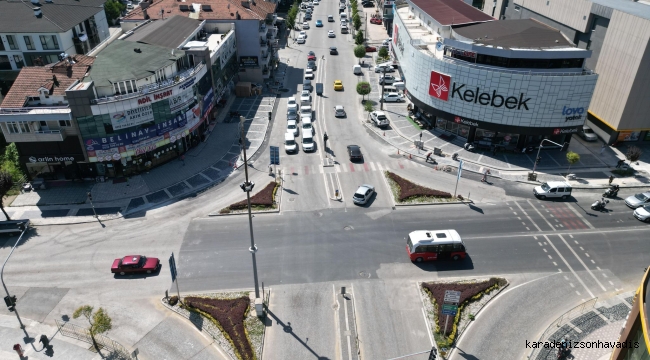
[492,146,497,156]
[481,168,490,182]
[600,144,606,155]
[426,152,432,163]
[616,159,624,168]
[609,175,614,185]
[181,154,186,166]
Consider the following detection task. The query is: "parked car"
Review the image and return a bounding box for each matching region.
[305,69,315,80]
[303,22,310,29]
[300,31,308,39]
[579,125,598,141]
[379,75,399,85]
[328,15,334,22]
[300,93,312,106]
[625,192,650,208]
[330,46,338,55]
[287,108,298,121]
[353,184,375,205]
[287,120,299,137]
[634,205,650,222]
[328,30,336,38]
[382,92,404,102]
[334,105,346,117]
[370,111,389,127]
[365,46,377,52]
[362,1,374,7]
[334,80,343,90]
[297,35,306,44]
[287,97,298,112]
[374,64,395,73]
[302,118,315,135]
[307,61,317,70]
[347,145,363,161]
[370,17,382,24]
[316,20,323,27]
[111,255,160,276]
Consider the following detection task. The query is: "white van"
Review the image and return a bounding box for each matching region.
[353,64,362,75]
[406,230,467,262]
[533,181,572,200]
[302,131,315,152]
[284,131,297,153]
[340,13,347,21]
[393,82,405,91]
[300,105,312,118]
[382,85,397,93]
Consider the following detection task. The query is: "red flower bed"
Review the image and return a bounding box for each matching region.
[386,172,452,202]
[422,279,500,336]
[229,182,277,210]
[185,296,254,360]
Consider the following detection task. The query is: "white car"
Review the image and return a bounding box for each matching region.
[334,105,346,117]
[299,31,308,39]
[300,93,312,106]
[287,97,298,112]
[313,0,319,4]
[382,92,404,102]
[300,106,312,117]
[374,64,395,73]
[353,184,375,205]
[328,30,335,38]
[379,75,399,85]
[287,120,299,137]
[304,69,314,80]
[340,20,347,27]
[300,113,312,123]
[302,118,315,135]
[297,35,306,44]
[303,22,310,29]
[634,204,650,222]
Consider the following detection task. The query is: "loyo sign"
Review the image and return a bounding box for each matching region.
[562,106,585,121]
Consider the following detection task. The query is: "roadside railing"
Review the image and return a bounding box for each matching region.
[527,298,598,360]
[55,320,134,360]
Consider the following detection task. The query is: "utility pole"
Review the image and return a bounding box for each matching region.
[380,66,386,110]
[87,192,97,218]
[1,221,29,336]
[239,116,260,299]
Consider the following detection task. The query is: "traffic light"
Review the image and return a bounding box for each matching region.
[4,295,16,310]
[535,156,542,165]
[561,142,569,151]
[428,347,437,360]
[87,192,92,201]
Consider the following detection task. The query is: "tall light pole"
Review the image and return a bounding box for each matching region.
[239,116,260,299]
[1,221,29,335]
[380,66,386,110]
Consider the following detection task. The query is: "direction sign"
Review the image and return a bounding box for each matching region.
[169,253,178,282]
[444,290,461,303]
[441,304,458,316]
[270,146,279,165]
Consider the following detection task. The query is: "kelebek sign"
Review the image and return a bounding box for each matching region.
[429,71,450,100]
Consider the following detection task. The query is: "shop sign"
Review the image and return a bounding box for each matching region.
[429,71,450,100]
[88,148,121,162]
[110,105,155,131]
[617,131,640,142]
[22,154,84,163]
[553,127,579,135]
[127,135,165,155]
[239,56,259,68]
[562,106,585,121]
[156,112,187,136]
[201,88,214,118]
[179,76,197,91]
[136,89,174,105]
[169,89,195,113]
[454,116,478,127]
[448,47,476,59]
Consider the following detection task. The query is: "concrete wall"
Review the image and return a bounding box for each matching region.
[394,14,598,129]
[93,11,111,42]
[589,10,650,130]
[504,5,578,42]
[59,29,76,55]
[512,0,591,32]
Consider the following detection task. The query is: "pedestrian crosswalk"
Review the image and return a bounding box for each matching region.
[281,159,431,175]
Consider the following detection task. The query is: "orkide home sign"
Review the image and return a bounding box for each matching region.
[239,56,259,68]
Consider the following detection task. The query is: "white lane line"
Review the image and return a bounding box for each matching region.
[370,162,377,171]
[377,162,384,170]
[544,234,595,298]
[343,290,352,360]
[564,202,595,229]
[557,233,607,292]
[514,201,542,232]
[526,199,557,231]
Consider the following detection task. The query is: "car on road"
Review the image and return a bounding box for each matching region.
[287,97,298,112]
[365,45,377,52]
[374,64,395,73]
[297,35,306,44]
[307,51,316,61]
[112,255,160,275]
[370,111,389,128]
[287,120,299,136]
[370,17,382,24]
[353,184,375,205]
[379,75,399,85]
[307,60,317,70]
[305,14,312,20]
[301,113,312,123]
[334,105,346,117]
[300,31,308,39]
[362,1,374,7]
[300,92,312,106]
[340,20,347,27]
[313,0,319,4]
[316,20,323,27]
[334,80,343,90]
[328,15,334,22]
[625,192,650,208]
[287,108,298,121]
[634,204,650,222]
[300,105,312,118]
[382,92,404,102]
[302,117,315,135]
[305,68,315,80]
[579,125,598,141]
[347,145,363,161]
[328,30,335,37]
[340,25,348,33]
[303,22,310,29]
[330,46,338,55]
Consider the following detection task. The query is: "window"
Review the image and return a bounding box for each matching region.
[0,38,4,51]
[39,35,59,50]
[59,120,72,127]
[6,35,19,50]
[24,36,35,50]
[0,55,10,70]
[5,122,32,134]
[13,55,24,68]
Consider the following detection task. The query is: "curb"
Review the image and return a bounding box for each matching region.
[394,200,472,207]
[208,177,283,216]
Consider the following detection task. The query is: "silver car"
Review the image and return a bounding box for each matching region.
[334,105,346,117]
[624,192,650,208]
[633,205,650,222]
[353,184,375,205]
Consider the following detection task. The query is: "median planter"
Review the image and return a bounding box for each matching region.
[220,182,279,214]
[384,171,456,204]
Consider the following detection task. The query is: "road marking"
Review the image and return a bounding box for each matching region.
[377,162,384,170]
[564,202,595,229]
[343,289,352,360]
[544,234,595,298]
[370,162,376,171]
[514,202,542,231]
[557,233,607,292]
[543,248,548,252]
[525,199,557,231]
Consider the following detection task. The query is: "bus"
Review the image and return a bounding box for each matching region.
[406,230,467,262]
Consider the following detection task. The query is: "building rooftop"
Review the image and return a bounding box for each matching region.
[0,0,107,33]
[591,0,650,21]
[409,0,494,26]
[453,19,574,49]
[0,55,95,108]
[124,0,276,21]
[122,15,203,48]
[86,40,185,87]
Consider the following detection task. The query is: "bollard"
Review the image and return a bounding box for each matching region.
[341,286,346,295]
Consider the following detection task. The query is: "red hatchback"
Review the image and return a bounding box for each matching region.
[111,255,160,275]
[307,54,317,61]
[365,46,377,52]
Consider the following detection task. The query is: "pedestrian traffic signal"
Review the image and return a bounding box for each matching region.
[87,192,92,201]
[4,295,16,310]
[561,142,569,151]
[535,156,542,165]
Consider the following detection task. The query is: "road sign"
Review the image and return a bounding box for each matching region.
[444,290,461,303]
[169,253,177,282]
[270,146,280,165]
[441,304,458,316]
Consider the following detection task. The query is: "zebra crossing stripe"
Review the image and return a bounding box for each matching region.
[370,162,377,171]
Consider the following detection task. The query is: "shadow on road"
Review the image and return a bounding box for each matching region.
[264,307,331,360]
[455,346,480,360]
[414,255,475,272]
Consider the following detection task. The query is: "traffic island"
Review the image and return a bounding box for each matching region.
[384,171,468,205]
[216,181,281,215]
[162,290,270,360]
[419,278,508,358]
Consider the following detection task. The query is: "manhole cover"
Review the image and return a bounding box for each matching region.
[314,212,323,217]
[289,198,295,202]
[359,271,371,278]
[344,225,354,231]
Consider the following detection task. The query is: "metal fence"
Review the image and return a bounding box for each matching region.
[527,297,598,360]
[55,320,134,360]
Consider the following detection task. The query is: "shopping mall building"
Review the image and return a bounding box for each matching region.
[392,0,598,150]
[611,267,650,360]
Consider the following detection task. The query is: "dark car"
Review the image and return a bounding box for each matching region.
[111,255,160,276]
[347,145,363,161]
[330,46,338,55]
[365,46,377,52]
[362,1,374,7]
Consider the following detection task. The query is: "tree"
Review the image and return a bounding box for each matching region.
[73,306,113,351]
[378,47,389,59]
[287,3,299,30]
[566,151,580,174]
[355,30,364,45]
[626,146,643,164]
[103,0,125,25]
[356,81,371,101]
[353,45,366,64]
[0,170,13,221]
[353,14,362,31]
[364,100,375,114]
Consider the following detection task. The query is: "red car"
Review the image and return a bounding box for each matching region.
[365,46,377,52]
[370,17,382,25]
[111,255,160,275]
[307,54,317,61]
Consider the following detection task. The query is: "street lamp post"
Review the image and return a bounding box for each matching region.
[380,67,386,110]
[239,116,260,299]
[531,138,567,176]
[1,221,29,334]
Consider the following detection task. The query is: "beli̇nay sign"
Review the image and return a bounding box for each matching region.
[239,56,259,68]
[110,105,155,131]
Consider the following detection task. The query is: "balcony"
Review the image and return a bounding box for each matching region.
[259,24,268,34]
[3,129,67,143]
